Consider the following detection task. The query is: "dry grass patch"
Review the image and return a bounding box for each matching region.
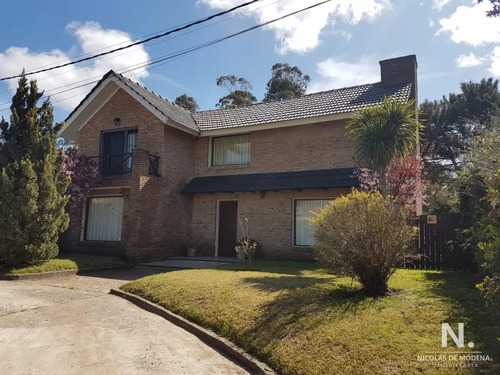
[122,261,499,375]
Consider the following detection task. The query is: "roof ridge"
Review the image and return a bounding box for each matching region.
[194,81,391,115]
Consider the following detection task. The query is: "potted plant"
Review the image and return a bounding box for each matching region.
[186,239,198,257]
[234,218,260,265]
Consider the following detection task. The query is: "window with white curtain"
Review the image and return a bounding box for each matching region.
[85,197,124,241]
[294,199,332,246]
[212,134,250,166]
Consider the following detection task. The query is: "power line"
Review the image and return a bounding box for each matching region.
[0,0,333,114]
[0,0,262,82]
[450,39,496,93]
[0,0,286,99]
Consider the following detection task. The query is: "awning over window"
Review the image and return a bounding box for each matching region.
[181,168,359,194]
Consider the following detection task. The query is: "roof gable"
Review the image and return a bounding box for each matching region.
[58,71,199,140]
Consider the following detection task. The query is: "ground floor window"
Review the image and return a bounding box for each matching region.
[294,199,332,246]
[85,196,124,241]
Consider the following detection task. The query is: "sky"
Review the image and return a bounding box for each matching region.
[0,0,499,124]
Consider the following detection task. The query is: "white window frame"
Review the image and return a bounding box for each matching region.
[210,134,250,167]
[293,198,334,247]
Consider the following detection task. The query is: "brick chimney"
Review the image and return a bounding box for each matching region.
[379,55,418,102]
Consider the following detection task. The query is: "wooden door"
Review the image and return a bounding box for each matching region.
[217,201,238,257]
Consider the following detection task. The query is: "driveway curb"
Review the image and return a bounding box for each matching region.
[110,288,276,375]
[2,266,133,280]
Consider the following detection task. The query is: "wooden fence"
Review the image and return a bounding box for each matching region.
[406,214,474,271]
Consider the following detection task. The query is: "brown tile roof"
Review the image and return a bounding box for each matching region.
[193,82,412,131]
[112,72,199,132]
[66,71,412,134]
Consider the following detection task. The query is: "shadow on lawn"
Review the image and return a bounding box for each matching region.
[217,260,320,276]
[240,275,373,351]
[242,276,330,292]
[424,271,500,373]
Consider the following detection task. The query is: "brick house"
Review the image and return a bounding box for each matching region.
[59,55,418,262]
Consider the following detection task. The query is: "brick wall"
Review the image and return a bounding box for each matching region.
[64,88,195,261]
[194,119,354,176]
[191,188,350,260]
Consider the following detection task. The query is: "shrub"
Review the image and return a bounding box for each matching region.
[312,190,415,296]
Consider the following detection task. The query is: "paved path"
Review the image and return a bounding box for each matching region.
[0,269,250,375]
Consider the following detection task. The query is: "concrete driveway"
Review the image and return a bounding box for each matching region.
[0,268,250,375]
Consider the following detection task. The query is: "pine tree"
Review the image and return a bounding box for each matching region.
[0,75,69,267]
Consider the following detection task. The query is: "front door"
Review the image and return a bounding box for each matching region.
[217,201,238,257]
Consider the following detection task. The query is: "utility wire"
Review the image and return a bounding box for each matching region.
[0,0,286,98]
[0,0,262,82]
[0,0,333,114]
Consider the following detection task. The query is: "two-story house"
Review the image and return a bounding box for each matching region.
[59,55,418,262]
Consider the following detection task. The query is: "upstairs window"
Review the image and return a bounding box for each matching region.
[212,134,250,166]
[100,128,137,174]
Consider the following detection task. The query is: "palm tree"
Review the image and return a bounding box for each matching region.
[347,97,423,197]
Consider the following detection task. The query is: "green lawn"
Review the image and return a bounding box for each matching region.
[122,261,499,375]
[5,253,128,274]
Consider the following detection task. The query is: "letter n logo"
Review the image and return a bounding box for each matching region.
[442,323,464,348]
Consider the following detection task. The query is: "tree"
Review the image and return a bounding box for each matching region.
[216,75,257,109]
[63,151,101,214]
[420,78,500,177]
[356,149,429,215]
[263,63,310,102]
[174,94,199,112]
[313,191,415,296]
[0,75,69,267]
[459,125,500,307]
[478,0,500,17]
[347,97,422,197]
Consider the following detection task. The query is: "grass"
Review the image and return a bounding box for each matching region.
[5,253,128,274]
[122,261,500,375]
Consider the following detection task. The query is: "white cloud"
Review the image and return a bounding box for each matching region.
[309,56,379,92]
[0,22,150,111]
[432,0,452,11]
[456,52,483,67]
[489,46,500,76]
[198,0,391,54]
[437,1,500,46]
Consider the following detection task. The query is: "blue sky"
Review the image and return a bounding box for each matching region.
[0,0,498,123]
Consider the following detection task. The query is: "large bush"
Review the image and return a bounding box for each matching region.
[0,76,69,267]
[312,191,415,296]
[459,125,500,307]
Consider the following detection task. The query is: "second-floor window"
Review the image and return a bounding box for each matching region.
[101,128,137,174]
[212,134,250,166]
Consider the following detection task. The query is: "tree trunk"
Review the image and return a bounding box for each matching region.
[380,165,388,197]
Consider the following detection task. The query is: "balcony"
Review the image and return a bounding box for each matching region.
[89,151,160,177]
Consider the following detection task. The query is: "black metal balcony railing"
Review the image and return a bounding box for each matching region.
[89,153,132,175]
[89,152,160,176]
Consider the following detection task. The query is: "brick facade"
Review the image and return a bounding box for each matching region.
[64,88,357,261]
[63,88,195,261]
[194,119,354,175]
[191,189,350,259]
[62,55,418,262]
